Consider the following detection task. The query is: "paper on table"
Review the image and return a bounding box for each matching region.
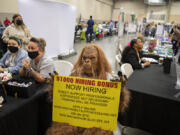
[0,96,4,104]
[142,57,158,63]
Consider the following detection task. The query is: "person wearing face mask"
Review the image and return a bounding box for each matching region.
[121,39,150,69]
[19,37,55,83]
[0,36,28,74]
[2,14,32,51]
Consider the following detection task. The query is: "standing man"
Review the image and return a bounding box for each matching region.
[150,24,157,38]
[144,24,151,37]
[86,16,94,43]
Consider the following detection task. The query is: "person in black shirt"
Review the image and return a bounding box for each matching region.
[150,24,157,38]
[144,24,151,37]
[121,39,150,69]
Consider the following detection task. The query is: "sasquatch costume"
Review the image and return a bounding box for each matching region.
[46,44,130,135]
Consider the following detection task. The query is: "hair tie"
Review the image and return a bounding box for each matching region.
[17,39,21,45]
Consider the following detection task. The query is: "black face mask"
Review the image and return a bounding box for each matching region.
[8,46,19,53]
[28,51,39,59]
[16,20,23,25]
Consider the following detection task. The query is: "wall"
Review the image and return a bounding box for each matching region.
[0,0,113,23]
[112,0,147,22]
[147,1,180,23]
[112,0,180,23]
[56,0,113,22]
[0,0,18,22]
[1,0,180,24]
[169,1,180,23]
[0,0,18,13]
[146,5,168,23]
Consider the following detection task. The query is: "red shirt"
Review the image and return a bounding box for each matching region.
[4,19,11,26]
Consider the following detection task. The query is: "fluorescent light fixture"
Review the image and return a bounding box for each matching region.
[144,0,166,5]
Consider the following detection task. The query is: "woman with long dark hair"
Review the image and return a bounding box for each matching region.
[121,39,150,69]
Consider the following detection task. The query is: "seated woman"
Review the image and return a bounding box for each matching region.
[46,44,130,135]
[19,37,55,83]
[0,36,28,74]
[121,39,150,69]
[127,35,145,47]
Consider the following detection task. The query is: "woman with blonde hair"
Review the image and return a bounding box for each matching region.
[2,14,32,50]
[19,37,55,83]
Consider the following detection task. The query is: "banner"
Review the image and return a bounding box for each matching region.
[128,23,137,33]
[156,25,164,35]
[53,75,121,131]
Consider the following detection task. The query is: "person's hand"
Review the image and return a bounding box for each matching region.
[22,60,27,70]
[22,59,31,70]
[142,59,146,63]
[0,67,4,72]
[144,61,150,67]
[25,60,31,69]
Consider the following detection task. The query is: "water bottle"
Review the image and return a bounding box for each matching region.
[163,57,171,74]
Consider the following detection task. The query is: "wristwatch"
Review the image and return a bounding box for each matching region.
[27,68,33,73]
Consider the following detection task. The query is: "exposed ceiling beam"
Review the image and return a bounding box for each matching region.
[96,0,113,6]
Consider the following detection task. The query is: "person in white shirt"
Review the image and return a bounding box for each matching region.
[19,37,55,83]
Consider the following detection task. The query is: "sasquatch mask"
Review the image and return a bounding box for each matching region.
[72,44,112,80]
[81,46,98,77]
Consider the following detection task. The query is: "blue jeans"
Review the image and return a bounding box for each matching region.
[86,28,93,42]
[109,28,112,36]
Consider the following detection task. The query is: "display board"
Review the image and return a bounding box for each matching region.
[156,25,164,35]
[128,23,137,33]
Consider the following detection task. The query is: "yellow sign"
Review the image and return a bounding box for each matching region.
[53,75,121,131]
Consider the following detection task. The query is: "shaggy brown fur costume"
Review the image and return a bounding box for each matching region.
[46,44,130,135]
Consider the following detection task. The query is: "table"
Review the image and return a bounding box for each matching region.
[118,63,180,135]
[142,38,173,58]
[0,84,52,135]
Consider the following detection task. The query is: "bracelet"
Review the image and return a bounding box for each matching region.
[23,67,26,71]
[27,68,33,73]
